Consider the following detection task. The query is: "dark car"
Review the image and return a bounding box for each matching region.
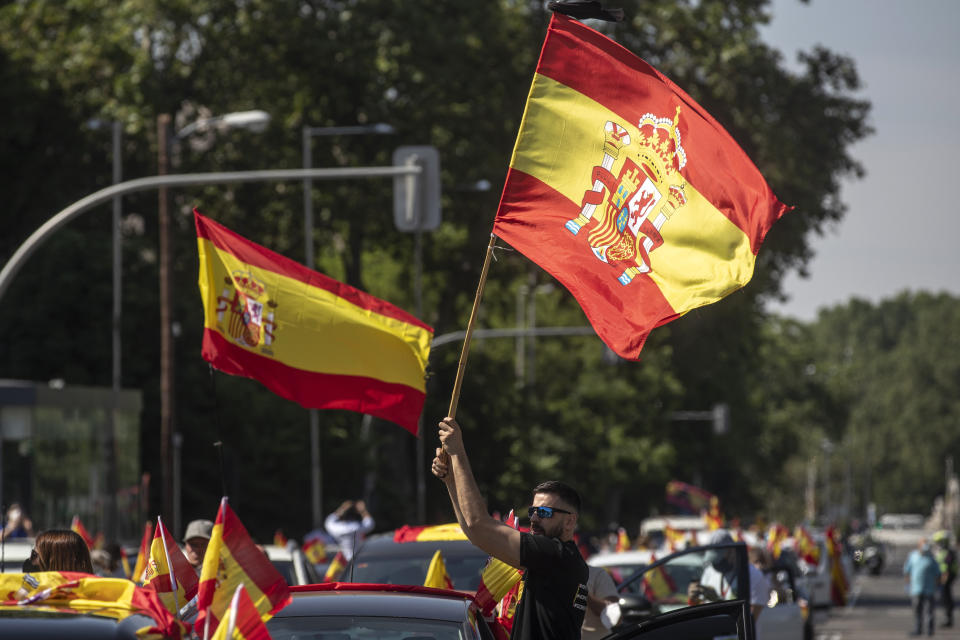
[344,532,490,591]
[266,582,497,640]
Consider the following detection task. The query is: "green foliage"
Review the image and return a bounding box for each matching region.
[0,0,873,540]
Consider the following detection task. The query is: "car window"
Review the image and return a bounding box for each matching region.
[615,543,751,623]
[267,615,469,640]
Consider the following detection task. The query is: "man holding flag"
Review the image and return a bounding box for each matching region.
[432,417,588,640]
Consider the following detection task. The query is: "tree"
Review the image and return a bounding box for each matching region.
[0,0,872,539]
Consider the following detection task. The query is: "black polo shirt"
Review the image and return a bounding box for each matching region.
[511,532,589,640]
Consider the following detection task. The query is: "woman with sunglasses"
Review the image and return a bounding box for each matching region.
[433,416,588,640]
[22,529,94,573]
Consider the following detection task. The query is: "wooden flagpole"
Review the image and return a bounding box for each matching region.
[447,233,497,419]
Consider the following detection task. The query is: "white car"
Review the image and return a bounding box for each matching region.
[263,544,322,585]
[0,538,34,572]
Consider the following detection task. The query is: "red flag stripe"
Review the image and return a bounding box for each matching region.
[202,329,424,434]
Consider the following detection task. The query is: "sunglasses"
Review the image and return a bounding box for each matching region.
[527,506,573,519]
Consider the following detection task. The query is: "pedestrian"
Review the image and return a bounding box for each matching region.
[904,538,941,636]
[182,519,214,574]
[581,565,621,639]
[932,530,957,628]
[432,416,589,640]
[1,503,34,540]
[26,529,94,573]
[324,499,374,561]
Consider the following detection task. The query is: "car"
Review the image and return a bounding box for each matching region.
[264,543,323,586]
[266,582,498,640]
[602,540,808,640]
[345,531,490,591]
[785,534,854,610]
[0,539,34,573]
[0,573,183,639]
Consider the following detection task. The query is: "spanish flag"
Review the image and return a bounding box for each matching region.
[195,498,291,636]
[393,522,467,543]
[132,520,154,583]
[71,515,95,549]
[794,525,821,566]
[641,565,676,601]
[492,14,789,359]
[322,550,348,582]
[615,527,631,552]
[195,211,433,434]
[142,517,199,615]
[208,584,272,640]
[706,496,724,531]
[423,550,454,590]
[825,525,848,606]
[0,573,185,639]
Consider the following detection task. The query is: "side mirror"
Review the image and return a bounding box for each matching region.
[618,593,656,625]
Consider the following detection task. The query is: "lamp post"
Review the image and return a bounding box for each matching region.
[301,122,395,529]
[158,109,271,532]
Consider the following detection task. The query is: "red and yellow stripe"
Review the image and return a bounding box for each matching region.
[196,211,433,433]
[493,14,788,359]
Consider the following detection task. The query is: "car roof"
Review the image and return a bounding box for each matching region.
[276,584,475,622]
[588,549,659,566]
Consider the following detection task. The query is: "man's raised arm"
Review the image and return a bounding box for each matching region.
[431,417,522,568]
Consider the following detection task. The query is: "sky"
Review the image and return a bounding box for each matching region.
[758,0,960,320]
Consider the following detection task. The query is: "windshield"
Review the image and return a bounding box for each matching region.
[349,554,487,591]
[267,615,469,640]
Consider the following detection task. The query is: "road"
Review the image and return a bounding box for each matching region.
[812,543,959,640]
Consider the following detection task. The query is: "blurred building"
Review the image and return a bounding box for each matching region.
[0,379,142,538]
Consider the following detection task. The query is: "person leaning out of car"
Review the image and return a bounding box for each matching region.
[432,416,589,640]
[23,529,94,573]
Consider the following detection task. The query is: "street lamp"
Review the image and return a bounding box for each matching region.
[301,122,395,529]
[158,109,271,534]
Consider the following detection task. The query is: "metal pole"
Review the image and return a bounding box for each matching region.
[104,121,122,540]
[158,114,174,523]
[414,219,425,523]
[303,127,323,530]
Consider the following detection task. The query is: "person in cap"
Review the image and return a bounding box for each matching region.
[687,529,770,622]
[183,519,214,574]
[933,530,957,628]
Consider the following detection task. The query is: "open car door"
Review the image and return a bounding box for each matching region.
[605,542,754,640]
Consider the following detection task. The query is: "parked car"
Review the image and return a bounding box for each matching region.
[264,543,323,586]
[266,582,497,640]
[345,532,490,591]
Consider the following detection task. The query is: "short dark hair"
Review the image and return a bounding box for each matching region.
[532,480,581,514]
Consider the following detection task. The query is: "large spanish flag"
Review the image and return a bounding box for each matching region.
[0,573,186,639]
[492,14,789,359]
[196,211,433,434]
[195,498,291,636]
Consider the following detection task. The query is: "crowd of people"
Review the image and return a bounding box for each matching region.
[4,454,960,640]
